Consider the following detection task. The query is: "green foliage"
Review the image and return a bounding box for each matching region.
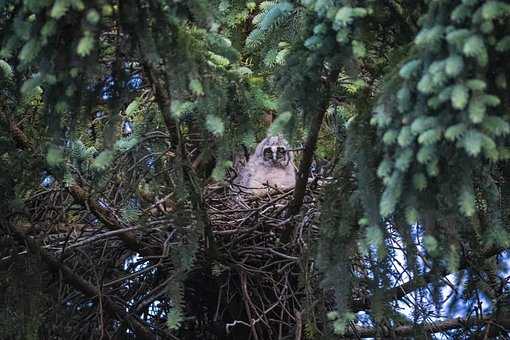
[125,100,139,116]
[2,0,510,338]
[76,32,94,57]
[211,159,233,181]
[86,9,100,25]
[373,0,510,235]
[70,140,88,161]
[170,100,193,120]
[451,84,469,109]
[46,145,64,167]
[166,308,183,330]
[423,235,439,257]
[114,136,139,153]
[92,150,114,172]
[0,59,13,79]
[121,203,142,223]
[205,114,225,136]
[189,78,204,96]
[246,1,294,48]
[268,111,291,135]
[327,310,356,335]
[445,54,464,77]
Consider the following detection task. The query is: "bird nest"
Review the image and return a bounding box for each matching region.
[3,179,329,339]
[202,183,326,339]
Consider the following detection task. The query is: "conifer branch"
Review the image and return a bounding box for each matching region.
[382,0,419,38]
[0,113,158,258]
[120,0,178,148]
[121,1,218,260]
[287,69,340,216]
[0,110,32,150]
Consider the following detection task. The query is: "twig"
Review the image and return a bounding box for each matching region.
[8,223,159,340]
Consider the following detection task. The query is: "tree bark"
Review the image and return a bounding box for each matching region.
[283,68,340,241]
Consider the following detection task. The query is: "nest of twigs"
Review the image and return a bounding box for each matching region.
[201,182,326,339]
[2,177,331,339]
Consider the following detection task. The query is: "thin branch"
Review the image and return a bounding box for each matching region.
[0,110,32,149]
[7,224,160,340]
[351,247,505,312]
[344,314,510,338]
[0,111,160,259]
[67,184,159,258]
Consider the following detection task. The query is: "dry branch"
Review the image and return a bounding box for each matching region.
[0,110,32,149]
[0,110,161,260]
[68,184,159,258]
[7,224,160,340]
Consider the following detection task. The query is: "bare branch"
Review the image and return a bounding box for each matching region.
[7,224,161,340]
[67,184,159,257]
[345,314,510,338]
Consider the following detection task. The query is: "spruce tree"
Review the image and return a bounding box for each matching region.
[0,0,509,338]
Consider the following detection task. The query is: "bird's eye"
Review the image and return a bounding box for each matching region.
[263,148,273,161]
[276,147,286,161]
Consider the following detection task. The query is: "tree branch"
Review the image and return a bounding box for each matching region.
[0,111,158,259]
[344,314,510,338]
[67,184,159,257]
[282,68,340,241]
[287,69,340,217]
[351,247,504,312]
[7,223,159,340]
[0,110,32,149]
[122,1,218,260]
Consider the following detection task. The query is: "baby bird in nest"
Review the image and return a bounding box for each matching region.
[235,135,296,195]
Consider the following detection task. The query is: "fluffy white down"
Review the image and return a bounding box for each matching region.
[236,135,296,195]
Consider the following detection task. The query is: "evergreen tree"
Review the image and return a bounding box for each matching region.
[0,0,509,338]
